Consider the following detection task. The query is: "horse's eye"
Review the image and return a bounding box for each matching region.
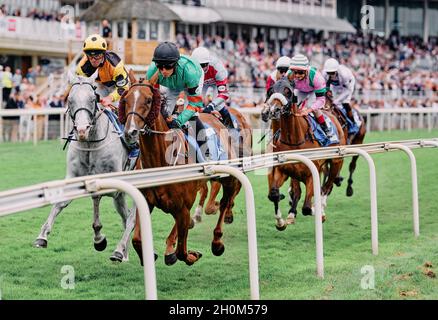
[145,98,152,105]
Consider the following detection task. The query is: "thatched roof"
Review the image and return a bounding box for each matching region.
[80,0,180,22]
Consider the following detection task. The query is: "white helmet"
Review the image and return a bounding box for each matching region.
[276,56,291,69]
[290,54,309,71]
[191,47,210,64]
[323,58,339,73]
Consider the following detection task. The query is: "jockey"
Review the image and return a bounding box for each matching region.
[146,42,208,151]
[191,47,234,129]
[266,56,291,94]
[76,34,138,163]
[76,34,129,110]
[323,58,356,125]
[287,53,332,137]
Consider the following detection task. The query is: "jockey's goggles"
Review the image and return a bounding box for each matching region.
[277,67,289,74]
[292,69,306,75]
[156,62,176,70]
[200,62,209,69]
[326,71,336,76]
[86,51,104,59]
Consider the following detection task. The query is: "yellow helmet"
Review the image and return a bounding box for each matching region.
[83,34,107,55]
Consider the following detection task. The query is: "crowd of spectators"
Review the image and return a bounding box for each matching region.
[1,64,64,142]
[175,31,438,109]
[0,4,66,22]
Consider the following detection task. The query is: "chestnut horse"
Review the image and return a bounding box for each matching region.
[266,79,346,230]
[121,75,241,266]
[323,95,367,197]
[193,107,253,224]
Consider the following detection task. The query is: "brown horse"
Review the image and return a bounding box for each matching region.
[193,107,253,224]
[323,95,367,197]
[121,75,241,266]
[266,79,346,230]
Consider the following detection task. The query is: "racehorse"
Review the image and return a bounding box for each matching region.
[122,74,241,266]
[192,107,253,224]
[324,94,367,196]
[265,79,346,230]
[34,72,134,262]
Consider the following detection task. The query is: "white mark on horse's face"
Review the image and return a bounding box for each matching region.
[70,85,96,141]
[127,90,141,133]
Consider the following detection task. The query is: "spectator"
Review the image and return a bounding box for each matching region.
[2,66,13,103]
[102,19,112,38]
[3,91,24,142]
[12,69,22,93]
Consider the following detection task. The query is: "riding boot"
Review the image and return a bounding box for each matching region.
[194,117,210,161]
[219,107,235,129]
[319,121,333,138]
[342,103,355,124]
[127,142,140,170]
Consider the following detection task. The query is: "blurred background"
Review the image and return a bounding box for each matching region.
[0,0,437,142]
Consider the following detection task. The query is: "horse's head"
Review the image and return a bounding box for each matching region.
[265,78,294,120]
[122,72,161,145]
[67,72,100,141]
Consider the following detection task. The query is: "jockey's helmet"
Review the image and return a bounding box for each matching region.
[83,34,107,55]
[152,42,180,65]
[191,47,210,64]
[290,54,309,71]
[276,56,291,69]
[323,58,340,73]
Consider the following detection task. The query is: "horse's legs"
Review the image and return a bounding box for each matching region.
[287,179,301,224]
[302,177,314,216]
[346,155,359,197]
[205,180,221,215]
[174,207,202,265]
[268,167,289,231]
[164,223,178,266]
[193,182,208,223]
[91,196,107,252]
[111,193,136,262]
[132,205,157,266]
[211,177,241,256]
[320,159,344,222]
[34,200,72,248]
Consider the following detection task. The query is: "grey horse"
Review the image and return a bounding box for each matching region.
[34,72,135,262]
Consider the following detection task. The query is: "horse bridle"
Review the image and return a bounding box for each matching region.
[68,82,103,129]
[64,81,109,146]
[124,82,172,135]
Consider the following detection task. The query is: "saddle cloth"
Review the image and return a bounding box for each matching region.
[308,114,340,147]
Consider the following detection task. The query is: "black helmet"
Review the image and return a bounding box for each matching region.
[152,42,180,65]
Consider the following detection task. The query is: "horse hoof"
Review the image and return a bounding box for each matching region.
[334,176,344,187]
[34,238,47,248]
[322,215,327,223]
[346,187,353,197]
[189,218,195,229]
[224,215,234,224]
[164,253,178,266]
[286,216,295,225]
[185,251,203,266]
[280,194,285,200]
[302,206,313,216]
[94,237,107,252]
[212,242,225,256]
[275,223,287,231]
[109,251,124,263]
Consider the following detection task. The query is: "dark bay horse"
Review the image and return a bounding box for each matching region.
[266,79,346,230]
[121,76,241,266]
[324,95,367,196]
[193,107,253,224]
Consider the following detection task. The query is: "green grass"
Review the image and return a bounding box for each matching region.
[0,129,437,300]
